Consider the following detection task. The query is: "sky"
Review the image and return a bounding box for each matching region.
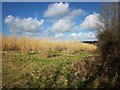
[2,2,103,41]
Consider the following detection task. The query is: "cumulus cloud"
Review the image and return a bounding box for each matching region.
[44,2,86,34]
[70,32,96,41]
[68,9,85,19]
[5,15,44,33]
[79,12,102,30]
[48,11,102,35]
[53,33,64,40]
[51,18,75,33]
[51,9,84,33]
[50,9,84,33]
[44,2,69,18]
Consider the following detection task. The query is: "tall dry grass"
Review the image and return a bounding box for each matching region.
[2,36,97,54]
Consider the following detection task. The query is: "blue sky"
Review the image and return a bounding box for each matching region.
[2,2,103,41]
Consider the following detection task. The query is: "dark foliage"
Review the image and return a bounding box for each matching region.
[90,2,120,88]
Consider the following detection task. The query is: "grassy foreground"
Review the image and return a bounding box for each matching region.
[2,36,97,88]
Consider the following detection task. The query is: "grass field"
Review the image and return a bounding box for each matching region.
[2,36,97,88]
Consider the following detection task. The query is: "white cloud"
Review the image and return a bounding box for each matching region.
[51,18,74,33]
[68,9,85,19]
[50,8,85,33]
[49,11,102,34]
[54,33,63,38]
[44,2,69,18]
[70,32,96,41]
[44,2,85,34]
[5,15,44,33]
[79,12,102,30]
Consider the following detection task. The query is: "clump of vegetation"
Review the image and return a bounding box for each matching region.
[96,3,120,88]
[84,3,120,88]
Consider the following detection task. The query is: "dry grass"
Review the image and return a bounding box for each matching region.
[2,36,97,55]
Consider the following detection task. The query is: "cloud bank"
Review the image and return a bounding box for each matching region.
[70,32,96,41]
[5,15,44,33]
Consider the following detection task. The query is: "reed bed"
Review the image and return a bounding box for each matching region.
[2,36,97,54]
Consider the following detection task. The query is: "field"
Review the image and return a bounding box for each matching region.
[2,36,97,88]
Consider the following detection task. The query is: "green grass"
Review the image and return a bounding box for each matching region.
[2,51,95,88]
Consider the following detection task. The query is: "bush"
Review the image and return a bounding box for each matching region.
[95,2,120,87]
